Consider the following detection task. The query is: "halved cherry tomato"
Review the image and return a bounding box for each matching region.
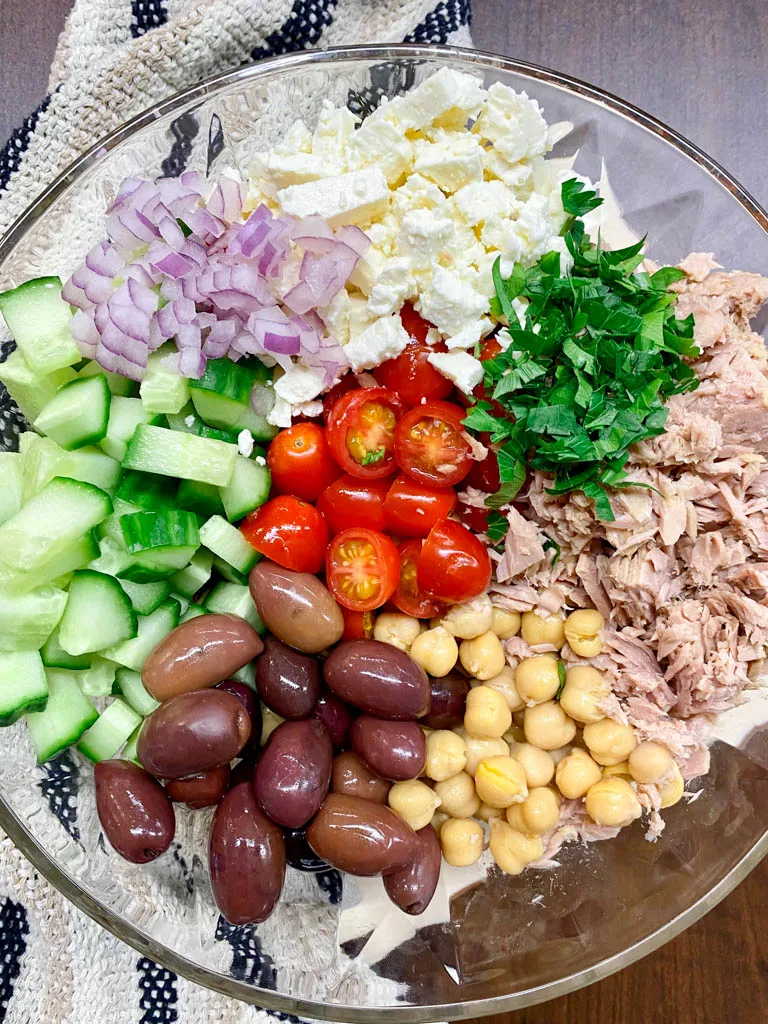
[465,444,500,493]
[341,608,375,641]
[326,528,400,612]
[240,495,328,574]
[317,474,391,535]
[326,387,404,479]
[383,474,458,538]
[394,401,473,488]
[456,501,490,535]
[267,422,341,503]
[392,539,446,619]
[322,374,359,422]
[374,307,453,407]
[417,519,492,604]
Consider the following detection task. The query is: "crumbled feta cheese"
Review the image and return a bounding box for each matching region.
[474,83,550,164]
[343,314,410,371]
[293,400,324,419]
[273,363,326,405]
[367,258,416,318]
[277,169,389,227]
[483,150,535,192]
[452,180,520,227]
[397,208,453,272]
[237,429,255,458]
[347,245,388,295]
[445,317,494,351]
[346,119,412,184]
[312,102,358,167]
[392,174,448,218]
[347,294,376,340]
[267,395,292,428]
[319,289,351,345]
[417,265,489,336]
[260,151,330,190]
[413,135,484,193]
[425,328,442,347]
[427,350,484,394]
[184,415,196,428]
[395,67,487,131]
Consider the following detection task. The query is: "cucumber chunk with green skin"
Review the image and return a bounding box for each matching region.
[179,602,207,623]
[0,585,68,652]
[26,669,98,763]
[88,536,135,577]
[0,349,78,422]
[139,349,191,414]
[189,358,257,428]
[166,406,241,444]
[73,657,118,698]
[34,374,111,450]
[212,557,248,585]
[41,627,92,670]
[123,424,237,487]
[0,277,80,374]
[120,509,200,554]
[219,455,271,521]
[168,548,214,598]
[21,434,120,500]
[0,452,23,525]
[177,478,226,518]
[0,532,100,595]
[117,545,199,583]
[100,396,163,461]
[121,725,142,764]
[115,667,160,717]
[103,598,180,672]
[118,578,171,616]
[78,359,136,396]
[200,515,259,575]
[77,698,143,763]
[58,570,138,657]
[231,660,256,690]
[205,582,265,634]
[115,469,177,510]
[0,651,49,725]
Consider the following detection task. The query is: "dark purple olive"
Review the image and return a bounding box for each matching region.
[165,765,231,809]
[306,794,417,876]
[312,689,354,749]
[284,828,332,872]
[216,679,262,757]
[210,781,286,924]
[255,637,320,719]
[229,757,258,789]
[350,716,426,782]
[384,825,442,915]
[323,640,430,720]
[254,719,332,828]
[95,759,175,864]
[331,751,391,804]
[249,560,343,653]
[423,671,470,730]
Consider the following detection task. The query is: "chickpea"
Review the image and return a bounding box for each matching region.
[261,706,285,745]
[475,755,528,808]
[585,777,642,828]
[455,729,509,775]
[515,655,561,705]
[431,810,449,832]
[523,701,577,751]
[563,608,605,657]
[459,631,506,681]
[509,742,555,788]
[628,741,675,785]
[506,786,561,835]
[559,666,609,725]
[433,770,480,818]
[658,764,685,808]
[441,817,484,867]
[583,718,637,766]
[388,779,442,831]
[464,685,512,739]
[476,801,503,822]
[602,761,632,779]
[489,819,543,875]
[491,606,521,640]
[373,612,422,652]
[484,665,526,712]
[425,730,467,782]
[440,594,493,639]
[521,610,565,648]
[554,747,602,799]
[409,626,458,678]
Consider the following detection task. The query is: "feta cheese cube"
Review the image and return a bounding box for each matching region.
[237,429,255,458]
[277,169,389,228]
[319,289,352,345]
[397,68,487,131]
[273,363,326,405]
[267,394,293,428]
[346,119,413,184]
[445,318,494,351]
[260,152,330,190]
[427,350,484,394]
[413,135,484,193]
[343,314,410,371]
[392,174,449,218]
[348,245,388,295]
[312,102,358,166]
[483,151,535,192]
[452,180,519,227]
[417,265,489,336]
[347,294,376,339]
[397,208,454,272]
[367,257,416,318]
[474,83,550,164]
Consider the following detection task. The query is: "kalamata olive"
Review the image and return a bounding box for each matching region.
[249,560,344,654]
[312,689,354,749]
[216,679,262,758]
[230,757,257,789]
[210,781,286,924]
[384,825,442,915]
[350,716,427,782]
[142,614,264,701]
[284,828,332,872]
[165,765,231,809]
[323,640,430,720]
[306,793,417,876]
[95,759,175,864]
[331,751,391,804]
[423,671,470,730]
[254,719,332,828]
[255,637,320,719]
[138,690,251,780]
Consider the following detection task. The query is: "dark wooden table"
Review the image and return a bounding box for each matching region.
[1,2,767,1021]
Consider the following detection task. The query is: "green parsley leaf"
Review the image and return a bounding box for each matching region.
[486,510,509,545]
[360,449,386,466]
[561,179,604,218]
[555,660,566,700]
[650,266,687,290]
[542,536,561,565]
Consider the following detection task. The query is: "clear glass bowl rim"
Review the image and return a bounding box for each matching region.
[1,42,767,1020]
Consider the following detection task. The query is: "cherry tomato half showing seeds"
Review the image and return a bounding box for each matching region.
[416,519,492,604]
[394,401,473,488]
[374,308,453,407]
[241,496,328,574]
[383,474,458,538]
[322,373,360,422]
[391,539,445,619]
[316,474,391,535]
[267,422,340,503]
[326,388,404,480]
[326,528,400,613]
[341,608,375,641]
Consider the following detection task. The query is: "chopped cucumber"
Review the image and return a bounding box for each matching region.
[0,452,23,525]
[212,556,247,585]
[231,660,256,690]
[189,358,257,428]
[97,499,141,546]
[88,536,135,577]
[100,396,162,461]
[0,348,77,422]
[34,374,111,450]
[0,532,99,594]
[177,478,225,518]
[117,545,199,583]
[21,434,119,500]
[103,598,180,671]
[115,668,160,717]
[61,447,121,493]
[121,725,142,764]
[168,548,213,598]
[26,669,98,763]
[205,582,264,634]
[74,657,118,697]
[0,651,49,725]
[166,406,241,443]
[0,585,68,651]
[77,698,142,763]
[120,509,200,554]
[219,455,271,521]
[78,359,136,397]
[180,601,207,623]
[200,515,259,575]
[41,627,92,670]
[0,277,80,374]
[123,425,237,487]
[115,469,176,511]
[140,349,191,414]
[239,389,279,442]
[58,570,138,657]
[119,578,170,616]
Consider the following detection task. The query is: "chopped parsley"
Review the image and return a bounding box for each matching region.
[465,179,699,522]
[485,510,509,545]
[360,448,386,466]
[555,660,567,701]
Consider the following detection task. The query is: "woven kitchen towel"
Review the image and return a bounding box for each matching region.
[0,2,472,1022]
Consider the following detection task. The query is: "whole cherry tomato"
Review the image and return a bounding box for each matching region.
[391,539,446,619]
[316,474,391,535]
[240,495,328,574]
[373,305,453,407]
[326,528,401,612]
[341,608,375,641]
[416,519,492,604]
[326,387,404,479]
[267,422,340,503]
[383,474,458,538]
[394,401,473,488]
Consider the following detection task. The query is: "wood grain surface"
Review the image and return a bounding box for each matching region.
[1,1,767,1021]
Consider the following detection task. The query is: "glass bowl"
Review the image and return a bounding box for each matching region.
[1,44,767,1021]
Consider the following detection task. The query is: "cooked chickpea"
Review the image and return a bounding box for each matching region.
[440,817,484,867]
[521,610,566,648]
[388,779,442,831]
[658,763,685,808]
[583,718,637,766]
[585,777,642,828]
[523,701,577,751]
[409,626,459,677]
[554,747,602,799]
[373,612,422,652]
[483,665,525,712]
[455,729,509,775]
[602,761,632,779]
[433,770,480,818]
[464,685,512,738]
[261,706,285,745]
[440,594,493,639]
[476,801,504,822]
[559,665,609,725]
[431,810,449,832]
[489,819,544,875]
[474,755,528,808]
[425,730,467,782]
[509,742,555,788]
[491,606,521,640]
[459,631,506,681]
[628,741,675,785]
[515,655,561,705]
[563,608,605,657]
[506,786,561,835]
